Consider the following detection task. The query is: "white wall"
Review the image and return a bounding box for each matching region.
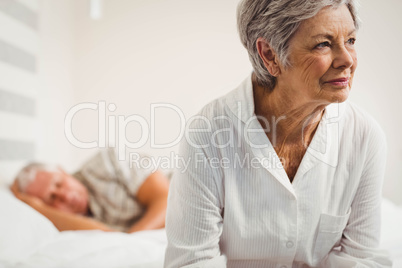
[0,0,39,183]
[68,0,402,204]
[350,0,402,204]
[0,0,75,184]
[36,0,75,169]
[69,0,251,167]
[3,0,400,204]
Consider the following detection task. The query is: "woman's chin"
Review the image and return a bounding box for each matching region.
[323,87,350,104]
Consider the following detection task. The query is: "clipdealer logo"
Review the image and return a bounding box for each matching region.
[64,101,340,168]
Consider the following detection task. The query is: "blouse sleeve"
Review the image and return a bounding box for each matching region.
[320,123,393,267]
[164,135,226,268]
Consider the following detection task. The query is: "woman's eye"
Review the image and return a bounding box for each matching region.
[347,38,356,45]
[315,41,330,49]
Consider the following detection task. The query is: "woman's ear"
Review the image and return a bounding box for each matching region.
[256,37,281,77]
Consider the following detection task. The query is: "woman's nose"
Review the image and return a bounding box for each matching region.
[332,45,354,70]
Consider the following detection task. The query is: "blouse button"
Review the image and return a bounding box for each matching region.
[286,241,294,248]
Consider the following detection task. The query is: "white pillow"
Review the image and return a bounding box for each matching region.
[0,187,58,265]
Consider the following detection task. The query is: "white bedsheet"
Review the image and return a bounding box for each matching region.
[0,187,167,268]
[10,229,167,268]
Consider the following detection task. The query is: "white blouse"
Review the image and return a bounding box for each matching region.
[164,75,392,268]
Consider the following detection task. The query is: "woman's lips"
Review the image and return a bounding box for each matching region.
[325,77,350,87]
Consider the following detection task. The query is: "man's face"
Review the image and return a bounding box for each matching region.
[25,170,89,215]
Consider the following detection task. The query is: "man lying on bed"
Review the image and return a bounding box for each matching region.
[10,148,169,233]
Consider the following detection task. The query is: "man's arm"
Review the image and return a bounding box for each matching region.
[33,202,113,232]
[127,170,169,233]
[11,181,114,232]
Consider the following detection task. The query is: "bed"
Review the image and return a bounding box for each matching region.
[0,187,401,268]
[0,187,166,268]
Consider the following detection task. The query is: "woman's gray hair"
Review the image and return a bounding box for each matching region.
[237,0,360,90]
[15,162,59,192]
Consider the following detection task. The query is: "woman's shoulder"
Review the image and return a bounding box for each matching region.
[194,76,253,123]
[190,92,242,133]
[342,101,386,145]
[196,96,228,119]
[183,87,244,149]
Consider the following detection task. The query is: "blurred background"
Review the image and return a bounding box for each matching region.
[0,0,401,204]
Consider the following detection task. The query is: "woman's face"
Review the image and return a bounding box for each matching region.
[278,4,357,104]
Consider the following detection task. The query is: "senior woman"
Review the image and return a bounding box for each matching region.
[164,0,392,267]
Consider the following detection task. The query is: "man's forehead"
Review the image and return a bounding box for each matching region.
[25,171,56,198]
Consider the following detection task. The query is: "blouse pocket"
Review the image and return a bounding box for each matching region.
[312,208,351,265]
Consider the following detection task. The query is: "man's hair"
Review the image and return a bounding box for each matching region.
[237,0,360,90]
[15,163,59,192]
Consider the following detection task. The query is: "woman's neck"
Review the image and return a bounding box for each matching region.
[252,76,326,149]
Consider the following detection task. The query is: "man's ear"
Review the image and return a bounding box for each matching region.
[256,37,281,77]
